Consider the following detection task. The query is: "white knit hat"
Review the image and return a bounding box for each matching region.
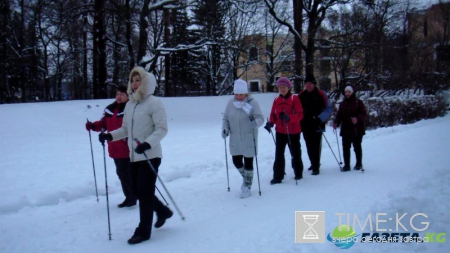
[345,86,354,93]
[233,79,248,94]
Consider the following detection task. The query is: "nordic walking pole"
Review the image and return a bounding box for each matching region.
[134,139,186,221]
[333,128,343,166]
[250,117,261,196]
[156,186,169,205]
[267,118,276,145]
[283,113,298,186]
[87,118,99,202]
[322,133,343,171]
[224,134,230,192]
[100,129,112,240]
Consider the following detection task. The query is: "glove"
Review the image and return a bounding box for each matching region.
[85,122,95,131]
[250,120,257,129]
[279,112,290,123]
[264,122,274,133]
[135,142,151,154]
[221,128,229,139]
[98,133,112,144]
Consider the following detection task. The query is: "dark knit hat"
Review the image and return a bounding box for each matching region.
[304,73,317,85]
[276,77,292,88]
[117,86,128,94]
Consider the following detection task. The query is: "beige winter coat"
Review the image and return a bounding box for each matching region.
[109,66,168,162]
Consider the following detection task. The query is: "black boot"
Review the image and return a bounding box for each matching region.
[118,199,128,208]
[270,178,282,185]
[125,198,137,207]
[154,208,173,228]
[127,227,150,244]
[342,165,350,172]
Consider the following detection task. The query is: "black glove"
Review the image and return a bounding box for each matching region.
[279,112,290,122]
[135,142,151,154]
[264,122,274,133]
[98,133,112,144]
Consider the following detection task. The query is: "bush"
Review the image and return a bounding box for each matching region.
[329,94,447,130]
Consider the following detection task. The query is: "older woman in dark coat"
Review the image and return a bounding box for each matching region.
[333,86,367,171]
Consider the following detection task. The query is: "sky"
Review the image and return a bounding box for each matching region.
[0,93,448,253]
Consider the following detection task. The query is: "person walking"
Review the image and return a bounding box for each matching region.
[264,77,304,184]
[86,86,136,208]
[99,66,173,245]
[222,79,264,198]
[333,86,367,171]
[298,74,331,176]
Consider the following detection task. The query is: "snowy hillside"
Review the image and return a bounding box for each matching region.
[0,93,448,253]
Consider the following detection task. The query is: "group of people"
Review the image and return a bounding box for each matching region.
[222,74,367,198]
[84,66,367,245]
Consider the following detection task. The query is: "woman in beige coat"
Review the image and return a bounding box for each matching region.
[99,66,173,244]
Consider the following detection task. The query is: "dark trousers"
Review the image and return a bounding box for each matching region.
[232,155,254,171]
[130,158,168,237]
[303,131,322,172]
[273,132,303,180]
[342,135,363,167]
[113,158,136,202]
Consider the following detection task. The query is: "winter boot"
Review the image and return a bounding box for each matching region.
[236,167,245,177]
[270,178,282,184]
[240,170,253,198]
[127,227,150,244]
[154,207,173,228]
[118,198,128,208]
[354,165,363,171]
[342,165,351,172]
[236,167,246,191]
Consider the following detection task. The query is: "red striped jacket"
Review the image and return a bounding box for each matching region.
[91,101,129,158]
[268,92,304,134]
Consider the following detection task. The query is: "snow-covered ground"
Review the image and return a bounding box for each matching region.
[0,93,448,253]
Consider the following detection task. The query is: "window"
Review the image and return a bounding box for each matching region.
[250,81,260,92]
[249,47,258,62]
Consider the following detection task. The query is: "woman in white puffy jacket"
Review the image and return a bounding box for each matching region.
[222,79,264,198]
[100,66,173,244]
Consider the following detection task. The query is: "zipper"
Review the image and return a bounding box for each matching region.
[130,101,139,161]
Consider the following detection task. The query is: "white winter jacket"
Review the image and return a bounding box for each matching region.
[222,95,264,157]
[109,66,168,162]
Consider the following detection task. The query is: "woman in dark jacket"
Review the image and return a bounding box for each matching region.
[333,86,367,171]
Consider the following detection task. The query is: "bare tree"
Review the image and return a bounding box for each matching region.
[264,0,351,90]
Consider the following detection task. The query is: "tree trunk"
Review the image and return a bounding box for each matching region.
[93,0,107,98]
[125,0,135,70]
[293,0,303,92]
[164,8,171,96]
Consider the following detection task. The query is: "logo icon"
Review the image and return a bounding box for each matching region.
[295,211,325,243]
[327,225,358,249]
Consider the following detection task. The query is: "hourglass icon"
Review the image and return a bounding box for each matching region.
[303,214,319,239]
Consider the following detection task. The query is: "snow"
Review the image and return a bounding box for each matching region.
[0,93,448,253]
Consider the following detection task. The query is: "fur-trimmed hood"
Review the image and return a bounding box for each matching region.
[127,66,157,102]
